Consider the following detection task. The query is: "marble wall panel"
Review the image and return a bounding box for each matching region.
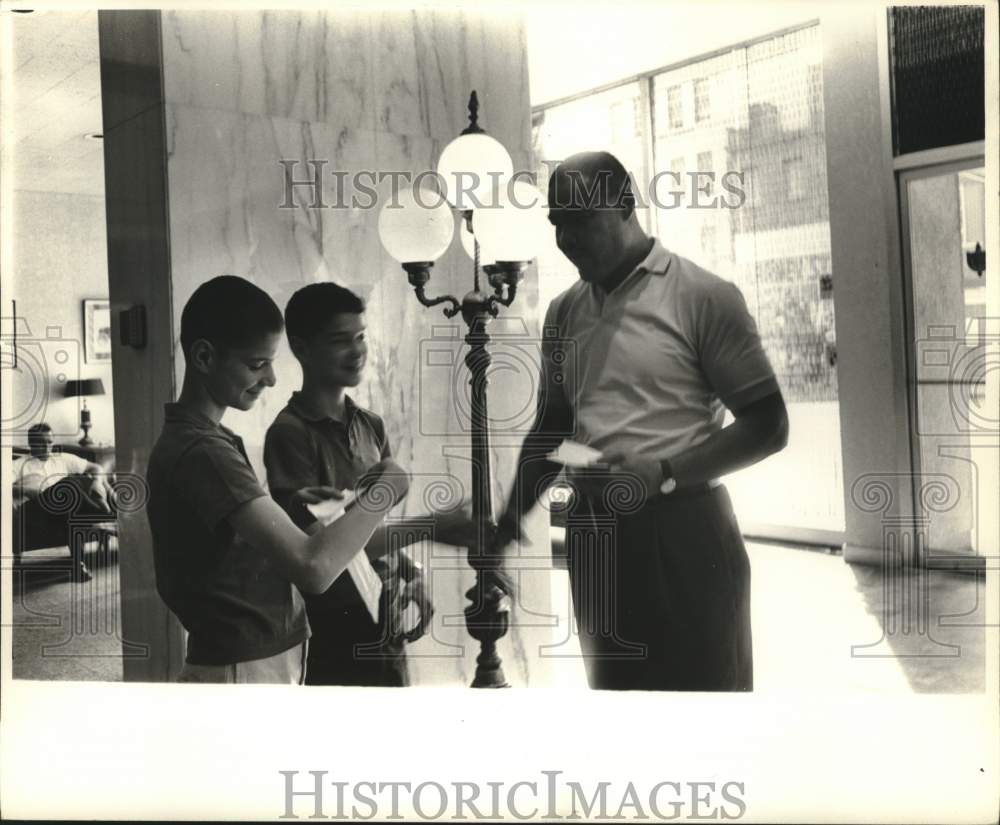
[371,9,530,150]
[162,10,375,132]
[159,9,571,686]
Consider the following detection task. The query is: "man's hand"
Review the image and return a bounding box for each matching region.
[86,475,114,514]
[563,465,611,501]
[597,450,663,503]
[432,501,478,547]
[494,512,529,552]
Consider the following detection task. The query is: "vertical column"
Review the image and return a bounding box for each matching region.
[849,473,962,656]
[98,10,185,681]
[820,6,915,563]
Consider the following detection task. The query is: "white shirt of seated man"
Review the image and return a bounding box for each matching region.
[13,428,110,508]
[13,452,90,496]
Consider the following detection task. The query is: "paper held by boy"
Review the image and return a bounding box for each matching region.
[307,492,419,632]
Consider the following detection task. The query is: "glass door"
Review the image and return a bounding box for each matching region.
[899,160,988,564]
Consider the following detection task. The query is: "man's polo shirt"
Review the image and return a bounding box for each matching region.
[545,238,779,458]
[146,403,310,665]
[264,392,392,609]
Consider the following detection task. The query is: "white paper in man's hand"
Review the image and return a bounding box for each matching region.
[546,440,605,468]
[306,491,382,623]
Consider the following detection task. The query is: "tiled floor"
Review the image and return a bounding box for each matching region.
[10,542,124,682]
[748,542,987,693]
[9,541,990,692]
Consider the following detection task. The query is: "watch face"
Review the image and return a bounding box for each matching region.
[659,477,678,495]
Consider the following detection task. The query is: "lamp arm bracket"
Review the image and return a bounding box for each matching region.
[413,285,462,318]
[493,282,518,308]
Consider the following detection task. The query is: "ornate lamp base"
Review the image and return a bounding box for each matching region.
[465,577,511,688]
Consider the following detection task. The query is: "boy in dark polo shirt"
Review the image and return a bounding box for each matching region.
[264,283,475,686]
[146,276,410,683]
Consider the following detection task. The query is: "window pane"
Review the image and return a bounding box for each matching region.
[785,157,804,200]
[652,50,743,272]
[653,24,843,533]
[667,84,683,130]
[694,78,710,123]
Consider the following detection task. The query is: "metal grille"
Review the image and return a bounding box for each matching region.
[889,5,985,156]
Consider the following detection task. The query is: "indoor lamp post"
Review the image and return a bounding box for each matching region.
[377,91,545,688]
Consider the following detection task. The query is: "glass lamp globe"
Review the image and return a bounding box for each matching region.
[437,132,513,211]
[473,179,548,263]
[459,215,498,266]
[378,184,455,264]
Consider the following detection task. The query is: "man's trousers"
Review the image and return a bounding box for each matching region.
[565,484,753,692]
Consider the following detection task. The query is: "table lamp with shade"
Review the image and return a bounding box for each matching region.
[64,378,106,446]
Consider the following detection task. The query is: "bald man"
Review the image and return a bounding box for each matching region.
[496,151,788,691]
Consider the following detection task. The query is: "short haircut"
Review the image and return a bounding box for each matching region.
[548,150,636,213]
[284,282,366,345]
[180,275,284,360]
[27,422,52,447]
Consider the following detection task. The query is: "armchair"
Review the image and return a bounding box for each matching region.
[11,449,118,581]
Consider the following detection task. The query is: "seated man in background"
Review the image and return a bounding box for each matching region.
[265,283,477,687]
[11,422,115,581]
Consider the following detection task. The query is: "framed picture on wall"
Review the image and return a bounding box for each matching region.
[83,299,112,364]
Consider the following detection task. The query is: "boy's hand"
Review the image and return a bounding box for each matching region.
[290,486,345,526]
[291,486,346,506]
[490,515,523,602]
[400,573,434,643]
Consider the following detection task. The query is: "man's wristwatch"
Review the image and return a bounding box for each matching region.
[658,458,677,495]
